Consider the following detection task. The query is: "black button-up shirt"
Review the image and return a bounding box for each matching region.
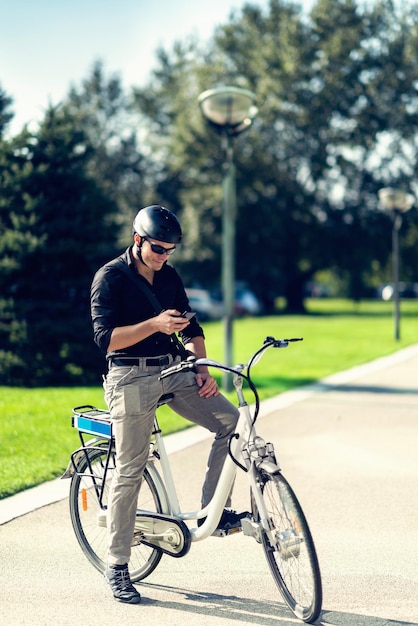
[90,247,204,357]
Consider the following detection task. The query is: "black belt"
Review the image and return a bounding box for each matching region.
[110,356,170,368]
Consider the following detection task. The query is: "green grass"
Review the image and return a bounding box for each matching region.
[1,298,417,499]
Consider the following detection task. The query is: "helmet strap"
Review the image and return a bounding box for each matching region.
[134,236,149,268]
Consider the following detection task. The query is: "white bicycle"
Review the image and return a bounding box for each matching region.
[65,336,322,623]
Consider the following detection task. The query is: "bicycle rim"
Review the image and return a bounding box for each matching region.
[69,447,163,582]
[254,471,322,623]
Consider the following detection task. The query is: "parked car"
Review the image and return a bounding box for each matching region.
[234,282,262,315]
[185,288,222,321]
[378,282,418,301]
[211,282,262,317]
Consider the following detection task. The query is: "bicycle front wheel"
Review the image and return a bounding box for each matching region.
[69,445,164,582]
[253,470,322,623]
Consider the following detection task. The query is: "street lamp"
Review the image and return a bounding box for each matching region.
[198,86,257,390]
[378,187,414,341]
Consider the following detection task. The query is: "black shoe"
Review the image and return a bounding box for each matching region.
[105,563,141,604]
[198,508,249,533]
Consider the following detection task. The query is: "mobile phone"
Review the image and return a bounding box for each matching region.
[182,311,196,320]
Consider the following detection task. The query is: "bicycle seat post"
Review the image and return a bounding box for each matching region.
[151,393,181,515]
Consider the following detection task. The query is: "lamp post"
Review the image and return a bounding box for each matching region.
[198,86,257,390]
[378,187,414,341]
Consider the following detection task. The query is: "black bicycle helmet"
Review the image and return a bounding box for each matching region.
[133,205,182,244]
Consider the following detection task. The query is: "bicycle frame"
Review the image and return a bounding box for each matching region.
[148,367,281,543]
[67,356,283,548]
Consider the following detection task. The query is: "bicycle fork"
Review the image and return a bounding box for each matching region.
[241,441,281,544]
[241,446,302,560]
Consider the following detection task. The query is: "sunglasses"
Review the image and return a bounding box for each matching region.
[145,238,177,256]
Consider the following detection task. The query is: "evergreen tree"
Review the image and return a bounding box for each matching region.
[0,84,14,137]
[64,61,149,245]
[0,107,120,385]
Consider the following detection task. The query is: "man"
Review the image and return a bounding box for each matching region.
[91,205,243,604]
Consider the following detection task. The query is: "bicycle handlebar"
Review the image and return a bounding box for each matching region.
[159,335,303,429]
[159,336,303,381]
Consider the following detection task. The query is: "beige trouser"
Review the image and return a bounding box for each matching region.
[103,355,239,565]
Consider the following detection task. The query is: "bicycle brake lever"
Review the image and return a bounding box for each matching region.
[272,337,303,348]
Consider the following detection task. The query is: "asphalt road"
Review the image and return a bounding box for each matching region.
[1,344,418,626]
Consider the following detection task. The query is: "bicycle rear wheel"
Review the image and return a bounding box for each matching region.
[253,470,322,623]
[69,445,163,582]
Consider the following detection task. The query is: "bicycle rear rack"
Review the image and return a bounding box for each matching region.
[68,406,114,509]
[68,398,172,508]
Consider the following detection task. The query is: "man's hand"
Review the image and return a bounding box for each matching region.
[195,372,220,398]
[157,309,190,335]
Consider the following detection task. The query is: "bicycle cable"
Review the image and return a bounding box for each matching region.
[226,338,276,471]
[218,364,261,472]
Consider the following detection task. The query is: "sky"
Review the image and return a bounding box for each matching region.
[1,0,285,137]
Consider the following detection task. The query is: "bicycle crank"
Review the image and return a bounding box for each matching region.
[133,512,191,558]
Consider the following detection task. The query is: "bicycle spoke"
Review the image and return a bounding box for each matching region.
[69,448,163,582]
[257,471,322,623]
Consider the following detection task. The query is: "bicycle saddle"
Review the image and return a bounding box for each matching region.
[157,393,174,407]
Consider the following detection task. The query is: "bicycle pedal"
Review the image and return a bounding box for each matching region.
[212,526,243,538]
[241,517,263,543]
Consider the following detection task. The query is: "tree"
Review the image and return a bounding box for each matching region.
[64,61,149,245]
[132,0,418,310]
[0,107,120,385]
[0,84,14,137]
[0,63,159,385]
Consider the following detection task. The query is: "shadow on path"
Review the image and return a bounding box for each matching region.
[312,382,418,396]
[141,582,417,626]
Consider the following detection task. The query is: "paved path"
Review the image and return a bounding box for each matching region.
[1,344,418,625]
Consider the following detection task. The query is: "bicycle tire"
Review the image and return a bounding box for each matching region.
[252,470,322,623]
[69,445,164,582]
